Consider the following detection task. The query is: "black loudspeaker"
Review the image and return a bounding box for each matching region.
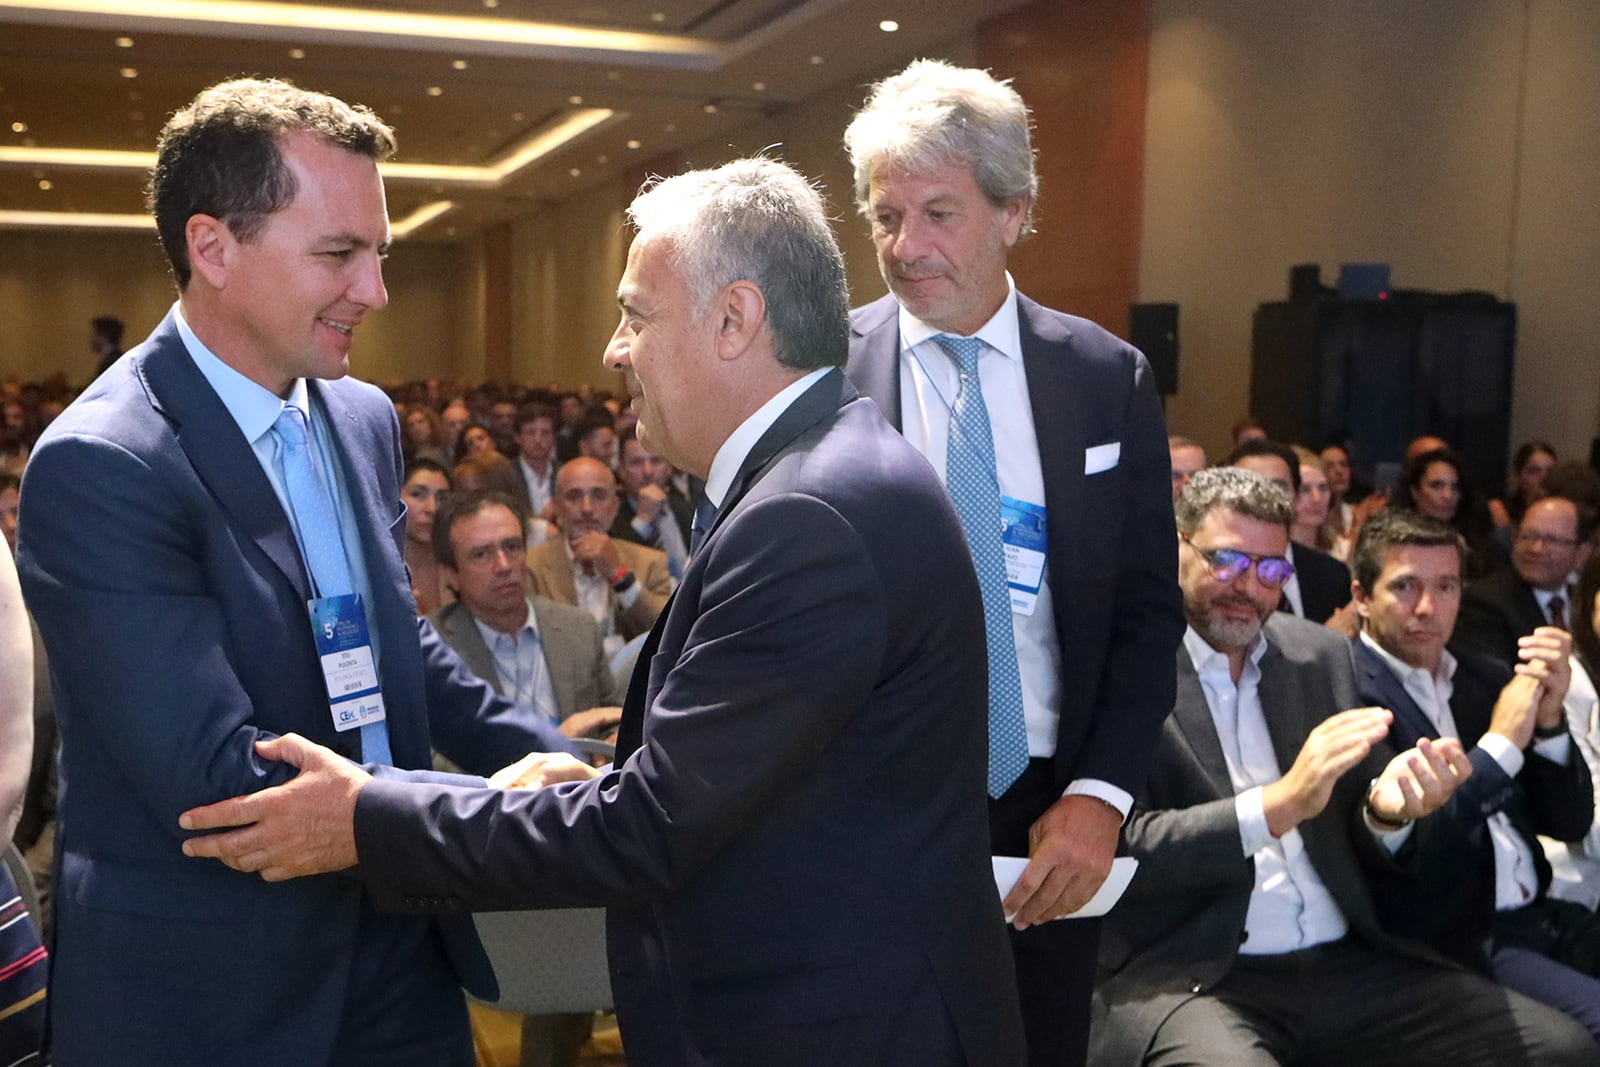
[1130,302,1179,396]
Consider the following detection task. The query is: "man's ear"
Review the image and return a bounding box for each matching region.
[714,280,766,362]
[186,214,234,290]
[1351,581,1369,622]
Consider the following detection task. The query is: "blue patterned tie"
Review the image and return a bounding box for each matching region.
[274,403,393,766]
[689,497,717,557]
[936,335,1029,797]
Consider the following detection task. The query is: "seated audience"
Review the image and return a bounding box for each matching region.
[1231,414,1268,446]
[1227,439,1354,627]
[1544,554,1600,910]
[1392,445,1496,577]
[402,405,450,468]
[1456,495,1595,668]
[453,449,536,526]
[1491,441,1558,535]
[1291,445,1337,555]
[429,490,621,740]
[402,458,453,617]
[611,426,690,578]
[454,420,498,464]
[574,414,619,471]
[526,458,671,657]
[1350,509,1600,1039]
[0,474,17,552]
[1168,435,1206,499]
[1092,467,1594,1065]
[513,403,559,520]
[440,399,472,453]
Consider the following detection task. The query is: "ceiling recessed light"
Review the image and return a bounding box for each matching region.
[37,179,52,191]
[569,167,581,177]
[115,36,133,48]
[426,86,443,97]
[120,67,138,79]
[288,48,306,59]
[10,122,25,134]
[482,0,498,7]
[663,123,676,132]
[596,154,608,163]
[702,103,718,114]
[452,59,468,70]
[626,139,641,150]
[809,55,824,65]
[879,20,899,32]
[606,71,620,81]
[512,111,525,122]
[568,95,583,105]
[752,82,766,92]
[390,104,404,115]
[649,12,666,22]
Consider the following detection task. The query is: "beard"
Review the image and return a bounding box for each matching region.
[1188,592,1273,652]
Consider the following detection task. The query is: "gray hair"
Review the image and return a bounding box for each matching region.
[1175,467,1293,536]
[626,157,849,371]
[843,59,1038,236]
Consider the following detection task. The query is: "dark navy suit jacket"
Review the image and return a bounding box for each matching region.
[354,371,1026,1065]
[1354,638,1593,971]
[16,310,572,1065]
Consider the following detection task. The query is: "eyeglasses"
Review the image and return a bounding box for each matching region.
[1182,537,1296,586]
[1515,531,1580,549]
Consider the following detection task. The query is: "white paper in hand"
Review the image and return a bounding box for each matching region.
[992,856,1139,921]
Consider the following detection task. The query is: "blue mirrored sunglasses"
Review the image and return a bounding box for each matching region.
[1183,537,1296,587]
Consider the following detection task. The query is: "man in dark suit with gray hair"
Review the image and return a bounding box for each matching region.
[843,58,1185,1064]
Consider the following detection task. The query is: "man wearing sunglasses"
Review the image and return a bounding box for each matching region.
[1091,467,1596,1065]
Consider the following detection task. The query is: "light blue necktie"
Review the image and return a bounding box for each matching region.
[936,334,1029,797]
[274,403,393,766]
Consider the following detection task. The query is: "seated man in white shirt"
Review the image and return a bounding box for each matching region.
[1092,467,1596,1066]
[525,457,672,657]
[428,489,622,742]
[513,403,559,522]
[1349,508,1600,1041]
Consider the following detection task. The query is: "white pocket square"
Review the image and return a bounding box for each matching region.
[1084,442,1121,475]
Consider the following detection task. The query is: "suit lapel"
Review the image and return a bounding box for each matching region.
[1354,640,1436,746]
[1170,651,1236,797]
[530,597,577,719]
[138,312,310,602]
[441,605,502,695]
[1255,640,1312,779]
[845,297,902,431]
[1018,296,1086,628]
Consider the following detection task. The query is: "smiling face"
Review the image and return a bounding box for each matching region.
[1180,507,1287,654]
[866,161,1025,337]
[1296,465,1331,529]
[201,132,390,397]
[1356,543,1462,672]
[605,233,721,475]
[1413,460,1462,522]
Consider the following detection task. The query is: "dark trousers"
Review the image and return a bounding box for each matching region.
[331,905,475,1067]
[990,758,1099,1067]
[1145,939,1597,1066]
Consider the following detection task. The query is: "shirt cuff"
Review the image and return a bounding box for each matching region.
[1235,786,1273,856]
[630,516,657,541]
[1478,732,1525,778]
[1363,809,1416,852]
[1063,779,1133,821]
[1532,734,1573,765]
[616,581,642,609]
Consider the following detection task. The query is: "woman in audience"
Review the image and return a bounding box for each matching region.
[1491,440,1558,532]
[1392,446,1494,576]
[453,420,497,465]
[401,458,452,616]
[1542,553,1600,910]
[1291,445,1338,555]
[401,405,450,468]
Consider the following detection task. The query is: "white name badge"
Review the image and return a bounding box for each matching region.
[1001,496,1048,617]
[309,593,387,732]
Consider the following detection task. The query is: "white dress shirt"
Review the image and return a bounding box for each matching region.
[472,598,559,723]
[1183,627,1350,953]
[519,456,554,516]
[895,277,1128,817]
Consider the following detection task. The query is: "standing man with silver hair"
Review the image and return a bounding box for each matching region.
[181,156,1027,1066]
[844,59,1185,1065]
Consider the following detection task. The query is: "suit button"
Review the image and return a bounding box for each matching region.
[1239,930,1248,944]
[1189,981,1204,994]
[445,896,464,912]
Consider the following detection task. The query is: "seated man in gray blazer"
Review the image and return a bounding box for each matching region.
[1092,467,1597,1065]
[430,490,621,743]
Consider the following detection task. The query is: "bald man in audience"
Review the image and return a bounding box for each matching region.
[1169,435,1206,500]
[526,457,672,655]
[1092,467,1596,1066]
[1456,496,1596,669]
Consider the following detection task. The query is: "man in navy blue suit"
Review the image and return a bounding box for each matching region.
[842,59,1185,1065]
[182,157,1026,1066]
[16,79,577,1066]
